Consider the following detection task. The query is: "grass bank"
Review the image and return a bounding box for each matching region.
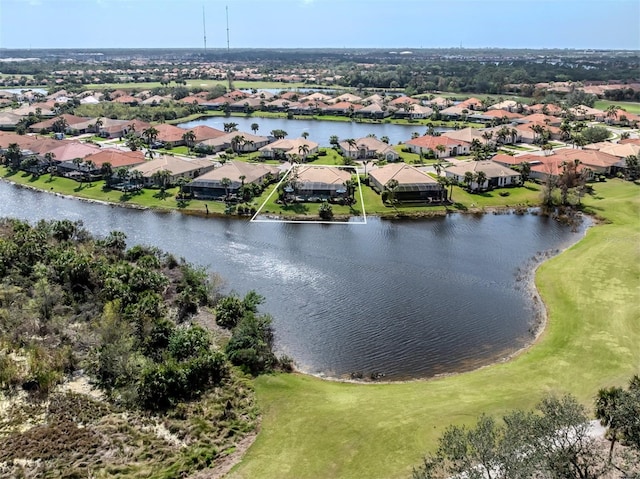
[227,179,640,479]
[594,99,640,115]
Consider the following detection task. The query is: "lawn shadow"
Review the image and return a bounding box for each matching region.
[280,203,310,214]
[453,202,468,211]
[153,190,170,200]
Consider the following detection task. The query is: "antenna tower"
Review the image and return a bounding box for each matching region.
[202,6,207,53]
[226,5,234,90]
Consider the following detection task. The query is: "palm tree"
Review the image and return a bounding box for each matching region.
[481,131,494,145]
[151,169,172,195]
[223,122,238,133]
[250,123,259,134]
[605,104,621,122]
[541,143,554,156]
[239,175,246,186]
[329,135,340,148]
[182,130,196,151]
[94,117,103,135]
[270,129,287,139]
[115,166,129,185]
[145,148,156,161]
[176,176,190,199]
[345,138,357,159]
[474,171,487,192]
[385,178,399,206]
[129,169,143,189]
[595,386,626,463]
[463,171,474,189]
[231,135,246,153]
[220,177,232,200]
[381,136,390,144]
[519,162,531,183]
[52,116,68,134]
[142,126,159,146]
[435,144,446,159]
[301,131,310,140]
[298,144,310,162]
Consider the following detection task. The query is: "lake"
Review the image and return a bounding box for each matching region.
[179,116,447,147]
[0,181,588,380]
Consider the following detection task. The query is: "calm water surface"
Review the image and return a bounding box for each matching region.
[0,181,588,379]
[179,116,446,146]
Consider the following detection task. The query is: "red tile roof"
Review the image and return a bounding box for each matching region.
[406,135,471,149]
[83,149,145,168]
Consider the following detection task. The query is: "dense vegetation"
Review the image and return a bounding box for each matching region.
[0,218,284,477]
[412,381,640,479]
[2,48,638,99]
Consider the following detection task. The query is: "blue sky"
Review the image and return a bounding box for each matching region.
[0,0,639,50]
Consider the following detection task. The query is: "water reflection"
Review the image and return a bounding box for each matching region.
[0,181,588,379]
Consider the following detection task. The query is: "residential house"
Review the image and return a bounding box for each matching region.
[358,102,391,119]
[187,161,279,199]
[28,114,91,133]
[405,135,471,158]
[132,156,215,186]
[155,124,190,147]
[339,137,399,162]
[290,165,352,200]
[0,112,23,130]
[197,132,270,154]
[445,160,521,190]
[259,138,319,161]
[369,163,446,202]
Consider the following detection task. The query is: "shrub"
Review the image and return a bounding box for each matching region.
[214,296,245,329]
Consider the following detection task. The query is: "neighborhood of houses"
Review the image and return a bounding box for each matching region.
[0,86,639,212]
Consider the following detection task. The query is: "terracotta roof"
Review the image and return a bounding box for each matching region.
[389,96,420,106]
[47,141,102,162]
[491,153,543,166]
[550,148,622,169]
[619,138,640,146]
[481,110,524,119]
[445,160,521,179]
[133,156,213,177]
[406,135,471,149]
[28,114,91,131]
[112,95,138,104]
[154,123,190,143]
[188,125,226,142]
[369,162,438,186]
[597,143,640,158]
[520,113,561,125]
[190,161,279,187]
[295,165,351,185]
[83,149,145,168]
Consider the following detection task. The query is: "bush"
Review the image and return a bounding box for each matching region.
[499,191,510,197]
[225,313,276,376]
[214,296,246,329]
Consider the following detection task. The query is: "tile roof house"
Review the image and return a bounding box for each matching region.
[83,149,145,169]
[28,114,91,133]
[405,135,471,158]
[550,148,623,175]
[197,132,271,153]
[132,156,215,186]
[47,141,102,163]
[0,112,24,130]
[188,161,280,199]
[369,163,446,202]
[259,138,319,160]
[188,125,226,142]
[155,124,191,146]
[339,137,399,161]
[290,165,352,200]
[357,102,391,119]
[445,160,521,190]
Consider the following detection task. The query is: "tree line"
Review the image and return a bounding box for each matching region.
[412,378,640,479]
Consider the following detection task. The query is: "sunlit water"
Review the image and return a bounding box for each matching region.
[0,181,588,379]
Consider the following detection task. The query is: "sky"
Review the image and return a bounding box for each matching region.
[0,0,639,50]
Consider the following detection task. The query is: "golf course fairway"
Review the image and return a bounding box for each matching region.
[228,180,639,479]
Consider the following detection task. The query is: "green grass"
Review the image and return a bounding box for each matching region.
[227,179,640,479]
[594,100,640,115]
[0,168,226,215]
[84,80,310,91]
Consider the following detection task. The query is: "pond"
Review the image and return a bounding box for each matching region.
[179,116,447,147]
[0,181,588,380]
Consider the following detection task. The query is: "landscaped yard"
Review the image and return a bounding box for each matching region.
[594,99,640,115]
[227,179,640,479]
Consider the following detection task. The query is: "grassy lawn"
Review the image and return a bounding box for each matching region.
[594,100,640,115]
[227,179,640,479]
[0,167,228,215]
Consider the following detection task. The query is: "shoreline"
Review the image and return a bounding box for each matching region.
[1,175,593,385]
[0,175,538,221]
